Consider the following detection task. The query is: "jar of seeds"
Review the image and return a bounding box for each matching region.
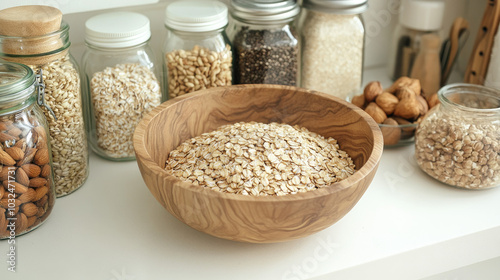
[0,5,88,197]
[82,12,162,161]
[0,62,56,238]
[227,0,300,86]
[163,0,232,99]
[415,84,500,189]
[299,0,366,100]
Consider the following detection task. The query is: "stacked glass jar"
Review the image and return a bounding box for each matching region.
[0,5,88,197]
[0,62,56,238]
[227,0,300,86]
[163,0,232,99]
[299,0,367,100]
[82,12,162,161]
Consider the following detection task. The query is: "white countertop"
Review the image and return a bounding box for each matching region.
[2,68,499,279]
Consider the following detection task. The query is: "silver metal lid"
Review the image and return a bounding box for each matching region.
[303,0,368,14]
[230,0,300,24]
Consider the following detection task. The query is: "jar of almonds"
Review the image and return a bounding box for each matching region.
[0,62,56,238]
[415,84,500,189]
[82,12,162,161]
[0,5,89,197]
[163,0,232,99]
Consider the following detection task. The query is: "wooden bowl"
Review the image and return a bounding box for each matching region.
[133,85,383,243]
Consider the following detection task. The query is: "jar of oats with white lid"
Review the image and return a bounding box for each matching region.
[82,12,162,161]
[415,84,500,189]
[299,0,366,101]
[0,5,89,197]
[163,0,232,99]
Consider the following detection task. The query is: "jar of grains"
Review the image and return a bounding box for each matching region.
[0,62,56,238]
[299,0,367,100]
[415,84,500,189]
[0,5,89,197]
[82,12,162,161]
[226,0,300,86]
[163,0,232,99]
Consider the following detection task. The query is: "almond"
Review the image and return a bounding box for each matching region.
[21,164,41,178]
[0,166,12,181]
[14,139,27,152]
[15,168,30,186]
[0,198,21,209]
[33,148,49,165]
[17,147,37,166]
[29,177,47,188]
[40,164,51,178]
[36,195,48,207]
[15,213,28,234]
[5,147,24,161]
[27,216,37,228]
[34,186,48,201]
[0,132,15,144]
[7,127,22,138]
[36,206,46,218]
[18,189,36,203]
[21,203,38,217]
[12,182,28,194]
[0,187,4,199]
[0,148,16,166]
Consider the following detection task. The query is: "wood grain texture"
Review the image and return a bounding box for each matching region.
[133,85,383,243]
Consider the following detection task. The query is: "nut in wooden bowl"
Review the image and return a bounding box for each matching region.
[133,85,383,243]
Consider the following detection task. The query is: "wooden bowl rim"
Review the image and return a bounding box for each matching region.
[134,84,383,202]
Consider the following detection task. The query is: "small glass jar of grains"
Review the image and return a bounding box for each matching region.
[0,5,88,196]
[299,0,367,101]
[0,62,56,238]
[226,0,300,86]
[415,84,500,189]
[163,0,232,99]
[82,12,162,161]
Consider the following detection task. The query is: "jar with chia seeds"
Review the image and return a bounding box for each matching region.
[82,11,162,161]
[163,0,232,99]
[415,84,500,189]
[227,0,300,86]
[299,0,366,100]
[0,62,56,238]
[0,5,88,197]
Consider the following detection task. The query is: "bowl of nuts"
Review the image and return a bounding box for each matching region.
[133,84,383,243]
[351,77,439,147]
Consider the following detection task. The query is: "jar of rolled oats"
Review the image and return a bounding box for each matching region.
[415,84,500,189]
[0,62,56,238]
[163,0,232,99]
[0,5,89,197]
[82,11,162,161]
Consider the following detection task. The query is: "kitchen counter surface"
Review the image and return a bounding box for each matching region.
[1,68,499,280]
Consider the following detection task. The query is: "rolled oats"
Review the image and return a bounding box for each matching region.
[165,122,355,196]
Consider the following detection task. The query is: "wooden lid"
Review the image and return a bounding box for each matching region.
[0,5,62,36]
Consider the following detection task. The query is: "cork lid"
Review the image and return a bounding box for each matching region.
[0,5,62,36]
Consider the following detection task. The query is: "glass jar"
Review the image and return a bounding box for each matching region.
[299,0,366,101]
[387,0,444,81]
[227,0,300,86]
[0,6,89,197]
[163,0,232,99]
[82,11,162,161]
[0,62,56,238]
[415,84,500,189]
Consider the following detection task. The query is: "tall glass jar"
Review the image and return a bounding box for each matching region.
[227,0,300,86]
[415,84,500,189]
[82,12,162,161]
[163,0,232,99]
[0,5,88,197]
[299,0,366,101]
[0,62,56,238]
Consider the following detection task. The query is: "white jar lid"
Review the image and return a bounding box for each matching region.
[230,0,300,24]
[399,0,445,31]
[165,0,228,32]
[85,12,151,48]
[303,0,368,14]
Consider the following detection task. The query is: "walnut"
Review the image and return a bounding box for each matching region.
[376,92,399,115]
[365,102,387,124]
[363,81,383,103]
[351,94,365,109]
[380,118,401,146]
[394,96,420,120]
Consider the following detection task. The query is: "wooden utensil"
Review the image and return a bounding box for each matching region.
[464,0,500,84]
[411,33,442,98]
[133,85,383,243]
[441,17,470,85]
